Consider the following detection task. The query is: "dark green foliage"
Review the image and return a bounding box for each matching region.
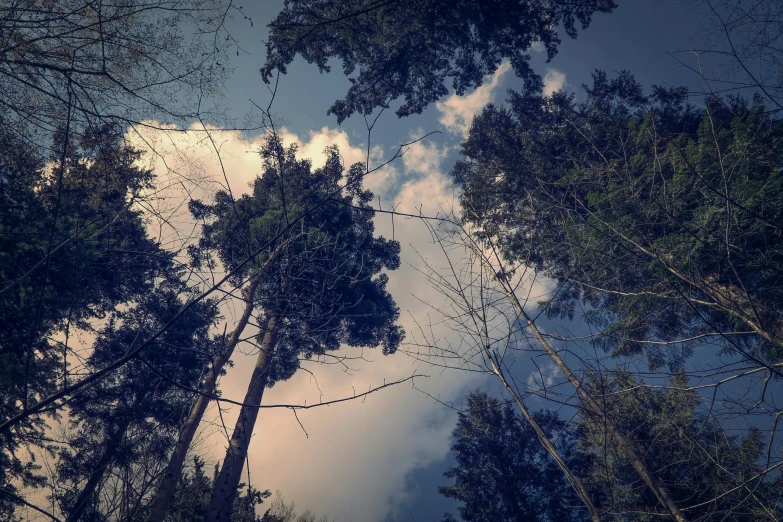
[54,276,219,521]
[263,0,616,123]
[579,372,783,520]
[452,71,783,369]
[191,136,404,385]
[167,457,271,522]
[442,388,783,521]
[439,392,590,522]
[0,125,178,518]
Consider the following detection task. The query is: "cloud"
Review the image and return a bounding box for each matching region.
[526,362,563,394]
[435,61,512,136]
[401,132,449,177]
[543,69,567,96]
[530,40,546,53]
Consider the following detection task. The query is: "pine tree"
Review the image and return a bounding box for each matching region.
[187,136,403,521]
[439,392,590,522]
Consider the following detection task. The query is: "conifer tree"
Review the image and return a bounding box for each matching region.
[263,0,616,123]
[55,277,218,522]
[452,72,783,370]
[0,125,188,519]
[185,136,403,521]
[439,392,590,522]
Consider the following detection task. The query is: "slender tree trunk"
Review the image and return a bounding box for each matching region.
[499,278,688,522]
[456,233,689,522]
[147,274,262,522]
[66,415,133,522]
[486,355,602,522]
[206,314,279,522]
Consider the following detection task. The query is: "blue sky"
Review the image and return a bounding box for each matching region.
[136,2,724,520]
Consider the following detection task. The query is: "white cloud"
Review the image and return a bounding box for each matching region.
[530,40,546,53]
[435,61,512,136]
[526,362,563,395]
[543,69,567,96]
[401,132,449,177]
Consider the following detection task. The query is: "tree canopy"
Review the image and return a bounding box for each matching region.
[452,71,783,370]
[263,0,616,122]
[439,392,589,522]
[193,137,404,520]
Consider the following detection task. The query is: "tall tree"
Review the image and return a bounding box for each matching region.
[188,137,404,521]
[167,456,273,522]
[263,0,616,123]
[439,391,590,522]
[440,384,783,521]
[0,125,180,519]
[148,230,293,522]
[579,372,783,521]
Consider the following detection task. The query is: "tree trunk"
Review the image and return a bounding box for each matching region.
[486,355,602,522]
[205,314,279,522]
[66,415,133,522]
[508,289,688,522]
[469,242,688,522]
[147,273,262,522]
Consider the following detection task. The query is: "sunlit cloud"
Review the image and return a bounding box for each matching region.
[435,61,512,136]
[543,68,567,96]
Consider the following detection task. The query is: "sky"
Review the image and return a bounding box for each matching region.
[127,1,720,521]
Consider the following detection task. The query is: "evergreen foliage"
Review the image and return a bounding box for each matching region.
[439,392,589,522]
[0,125,207,519]
[54,277,219,521]
[452,72,783,369]
[579,373,783,520]
[193,136,403,519]
[441,388,783,521]
[190,136,404,385]
[263,0,616,122]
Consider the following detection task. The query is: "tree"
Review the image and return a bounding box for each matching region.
[166,456,274,522]
[148,225,295,522]
[439,391,590,522]
[54,275,218,522]
[452,71,783,371]
[0,125,186,519]
[263,0,616,123]
[188,136,404,521]
[0,0,241,149]
[434,70,783,521]
[259,492,329,522]
[412,215,680,521]
[579,372,783,521]
[440,383,783,522]
[680,0,783,110]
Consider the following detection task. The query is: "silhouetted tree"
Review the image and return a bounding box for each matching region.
[439,391,590,522]
[263,0,616,123]
[54,276,218,522]
[186,136,404,521]
[579,372,783,520]
[0,125,188,519]
[167,456,273,522]
[453,71,783,370]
